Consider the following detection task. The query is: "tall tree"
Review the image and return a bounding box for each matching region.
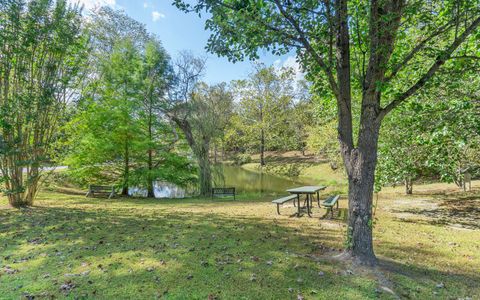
[66,39,144,195]
[0,0,86,207]
[138,39,172,197]
[165,52,233,196]
[232,64,296,165]
[65,37,186,196]
[174,0,480,265]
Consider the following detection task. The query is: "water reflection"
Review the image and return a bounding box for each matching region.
[129,181,186,198]
[213,164,315,194]
[129,165,316,198]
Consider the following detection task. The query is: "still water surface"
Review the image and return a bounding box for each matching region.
[130,164,316,198]
[212,164,316,194]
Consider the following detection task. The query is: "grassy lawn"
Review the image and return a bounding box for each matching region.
[1,182,479,299]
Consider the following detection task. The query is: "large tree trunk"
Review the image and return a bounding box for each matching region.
[197,140,212,197]
[345,116,380,266]
[334,0,378,265]
[171,116,213,197]
[4,156,40,207]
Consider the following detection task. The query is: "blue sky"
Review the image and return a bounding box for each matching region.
[74,0,297,84]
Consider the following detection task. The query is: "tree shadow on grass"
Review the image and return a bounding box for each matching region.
[378,257,479,299]
[0,203,374,299]
[1,195,478,299]
[392,193,480,229]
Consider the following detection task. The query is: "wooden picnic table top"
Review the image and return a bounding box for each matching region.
[286,185,327,194]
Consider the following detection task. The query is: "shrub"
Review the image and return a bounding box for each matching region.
[233,153,252,165]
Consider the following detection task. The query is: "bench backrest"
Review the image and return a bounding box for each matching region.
[89,185,114,192]
[212,187,235,194]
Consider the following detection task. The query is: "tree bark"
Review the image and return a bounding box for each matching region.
[147,112,155,198]
[122,142,129,196]
[170,116,212,197]
[345,110,380,266]
[147,148,155,198]
[260,128,266,166]
[405,177,413,195]
[197,140,213,197]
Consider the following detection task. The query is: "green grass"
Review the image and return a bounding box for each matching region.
[0,192,377,299]
[1,183,479,299]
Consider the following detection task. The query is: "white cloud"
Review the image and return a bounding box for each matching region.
[152,11,165,22]
[275,55,305,83]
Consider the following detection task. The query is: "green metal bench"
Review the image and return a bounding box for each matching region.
[321,195,340,217]
[272,195,297,215]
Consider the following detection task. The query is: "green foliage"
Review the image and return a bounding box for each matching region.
[229,64,301,154]
[306,120,342,167]
[129,153,198,188]
[166,52,234,196]
[263,163,302,178]
[0,0,86,206]
[377,71,480,191]
[64,14,194,193]
[232,153,252,166]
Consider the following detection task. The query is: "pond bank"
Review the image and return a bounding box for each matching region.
[231,151,348,194]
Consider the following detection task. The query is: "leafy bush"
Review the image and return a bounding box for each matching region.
[263,163,304,177]
[232,153,252,165]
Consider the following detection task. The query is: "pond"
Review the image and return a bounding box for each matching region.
[212,164,316,194]
[129,164,317,198]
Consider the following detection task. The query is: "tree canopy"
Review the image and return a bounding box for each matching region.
[175,0,480,265]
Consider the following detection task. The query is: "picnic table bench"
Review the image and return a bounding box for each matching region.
[86,185,116,199]
[272,194,297,215]
[287,186,326,217]
[212,187,236,200]
[321,195,340,217]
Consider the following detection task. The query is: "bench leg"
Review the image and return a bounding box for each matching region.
[297,194,301,216]
[86,191,91,198]
[276,204,281,215]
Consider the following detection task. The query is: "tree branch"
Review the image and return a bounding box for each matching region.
[271,0,339,98]
[378,16,480,121]
[384,19,456,83]
[448,55,480,60]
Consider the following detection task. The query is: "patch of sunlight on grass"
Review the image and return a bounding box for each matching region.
[0,184,479,299]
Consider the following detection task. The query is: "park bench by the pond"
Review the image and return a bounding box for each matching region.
[86,185,116,199]
[321,195,340,217]
[211,187,236,200]
[272,194,297,215]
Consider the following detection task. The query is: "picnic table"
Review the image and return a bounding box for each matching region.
[287,185,326,217]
